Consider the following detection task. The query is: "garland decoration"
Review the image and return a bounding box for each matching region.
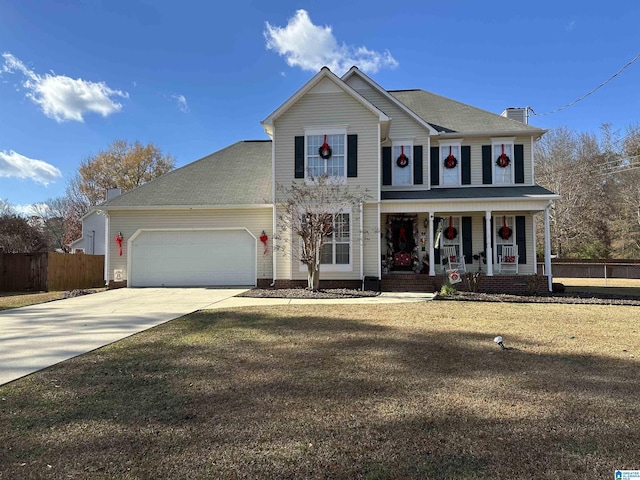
[396,145,409,168]
[444,146,458,169]
[498,216,513,240]
[444,216,458,240]
[318,135,333,159]
[496,144,510,168]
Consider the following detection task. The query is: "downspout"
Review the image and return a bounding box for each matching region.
[270,136,277,287]
[359,202,364,287]
[271,204,276,287]
[544,203,553,292]
[104,212,110,287]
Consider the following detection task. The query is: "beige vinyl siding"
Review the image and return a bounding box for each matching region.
[273,78,380,196]
[362,203,379,277]
[107,208,273,282]
[345,80,431,188]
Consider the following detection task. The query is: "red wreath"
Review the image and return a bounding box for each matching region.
[259,231,269,255]
[496,144,510,168]
[396,145,409,168]
[444,146,458,169]
[115,233,123,256]
[319,135,332,159]
[444,216,458,240]
[498,216,512,240]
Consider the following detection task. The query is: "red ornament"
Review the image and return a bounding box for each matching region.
[444,216,458,240]
[259,231,269,255]
[115,233,123,256]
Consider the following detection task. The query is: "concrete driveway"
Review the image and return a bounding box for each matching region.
[0,288,248,386]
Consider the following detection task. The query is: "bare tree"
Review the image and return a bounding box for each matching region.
[0,213,47,253]
[274,175,370,290]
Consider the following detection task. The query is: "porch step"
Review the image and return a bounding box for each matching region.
[380,274,438,293]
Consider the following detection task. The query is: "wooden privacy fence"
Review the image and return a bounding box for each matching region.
[538,259,640,279]
[0,253,105,292]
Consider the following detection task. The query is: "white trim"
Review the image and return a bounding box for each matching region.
[104,212,110,285]
[127,227,257,288]
[377,202,381,279]
[359,202,363,281]
[99,204,273,211]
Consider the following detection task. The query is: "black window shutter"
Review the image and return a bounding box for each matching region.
[514,144,524,183]
[462,217,472,264]
[347,134,358,177]
[482,145,492,184]
[461,146,471,185]
[294,136,305,179]
[516,216,526,264]
[430,146,439,186]
[382,147,392,185]
[413,145,423,185]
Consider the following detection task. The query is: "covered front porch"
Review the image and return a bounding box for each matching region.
[379,187,559,292]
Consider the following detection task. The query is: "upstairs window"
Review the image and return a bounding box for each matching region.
[392,141,413,186]
[440,142,461,186]
[306,129,346,179]
[492,139,515,185]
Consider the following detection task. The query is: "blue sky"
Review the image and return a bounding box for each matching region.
[1,0,639,212]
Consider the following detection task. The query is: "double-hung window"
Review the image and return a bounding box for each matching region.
[492,138,515,185]
[306,129,346,180]
[495,215,515,259]
[320,212,351,266]
[392,141,413,186]
[439,216,462,255]
[440,141,462,186]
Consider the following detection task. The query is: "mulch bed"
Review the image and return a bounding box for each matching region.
[240,288,640,305]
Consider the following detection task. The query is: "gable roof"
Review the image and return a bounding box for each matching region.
[341,67,439,136]
[100,140,272,209]
[389,89,544,137]
[260,67,389,137]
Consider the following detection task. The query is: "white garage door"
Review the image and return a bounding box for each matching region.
[130,229,255,287]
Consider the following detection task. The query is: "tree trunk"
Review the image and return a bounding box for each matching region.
[307,263,320,291]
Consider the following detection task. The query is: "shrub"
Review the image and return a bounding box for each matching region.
[440,282,457,296]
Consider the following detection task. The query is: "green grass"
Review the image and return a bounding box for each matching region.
[1,303,639,479]
[0,291,66,311]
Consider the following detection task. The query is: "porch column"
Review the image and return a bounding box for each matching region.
[544,204,553,292]
[428,212,435,276]
[485,210,493,276]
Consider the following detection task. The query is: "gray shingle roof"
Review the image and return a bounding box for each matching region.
[389,90,543,135]
[101,140,272,208]
[382,186,558,201]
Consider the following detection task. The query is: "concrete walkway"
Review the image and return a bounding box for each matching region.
[0,288,434,386]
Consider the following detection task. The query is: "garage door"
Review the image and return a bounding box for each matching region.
[130,229,255,287]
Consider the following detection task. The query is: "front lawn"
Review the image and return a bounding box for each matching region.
[1,303,638,479]
[0,291,66,311]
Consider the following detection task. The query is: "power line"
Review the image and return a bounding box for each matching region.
[530,53,640,117]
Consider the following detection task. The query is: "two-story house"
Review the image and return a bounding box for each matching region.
[99,66,558,292]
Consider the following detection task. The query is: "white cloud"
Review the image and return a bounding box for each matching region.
[566,20,576,31]
[1,53,128,122]
[0,149,62,185]
[172,94,190,113]
[264,10,398,75]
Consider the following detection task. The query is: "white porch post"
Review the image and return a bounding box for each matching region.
[485,210,493,276]
[428,212,435,276]
[544,205,553,292]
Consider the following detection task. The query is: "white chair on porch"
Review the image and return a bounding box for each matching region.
[442,246,466,274]
[498,245,519,274]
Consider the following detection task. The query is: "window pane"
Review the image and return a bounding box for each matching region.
[441,145,460,186]
[334,213,350,241]
[320,243,333,264]
[335,243,350,264]
[494,144,513,184]
[392,145,412,186]
[307,134,345,178]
